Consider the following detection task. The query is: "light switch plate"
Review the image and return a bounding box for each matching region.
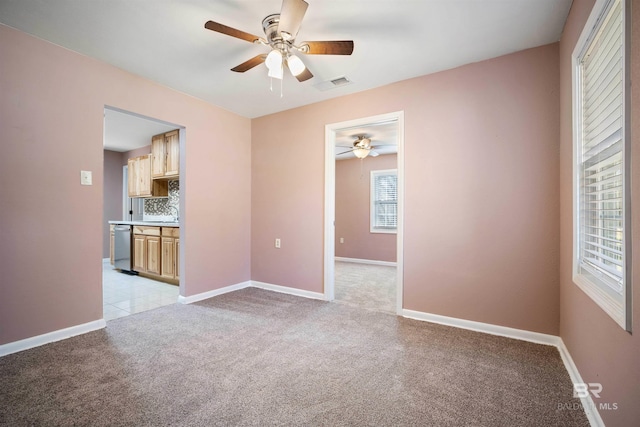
[80,170,92,185]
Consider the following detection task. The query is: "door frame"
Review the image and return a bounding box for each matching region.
[323,111,405,315]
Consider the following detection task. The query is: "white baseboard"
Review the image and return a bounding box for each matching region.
[177,280,325,304]
[250,280,326,300]
[335,257,397,267]
[402,309,560,346]
[0,319,106,357]
[556,339,605,427]
[177,281,252,304]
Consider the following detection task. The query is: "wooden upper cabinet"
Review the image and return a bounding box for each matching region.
[138,154,152,196]
[127,157,138,197]
[128,154,168,198]
[151,134,166,178]
[151,130,179,179]
[165,130,180,177]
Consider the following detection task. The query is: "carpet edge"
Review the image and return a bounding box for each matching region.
[0,319,106,357]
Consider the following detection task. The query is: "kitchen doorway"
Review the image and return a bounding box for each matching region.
[324,112,404,315]
[103,106,185,320]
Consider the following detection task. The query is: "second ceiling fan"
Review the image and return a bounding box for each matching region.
[337,135,395,159]
[204,0,354,83]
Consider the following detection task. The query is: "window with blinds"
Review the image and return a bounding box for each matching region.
[573,0,630,330]
[370,169,397,233]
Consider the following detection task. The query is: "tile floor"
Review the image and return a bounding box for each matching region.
[103,259,179,321]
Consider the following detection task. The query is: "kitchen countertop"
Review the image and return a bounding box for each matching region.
[109,220,179,227]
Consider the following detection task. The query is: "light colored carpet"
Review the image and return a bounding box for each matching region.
[0,288,589,426]
[334,261,396,314]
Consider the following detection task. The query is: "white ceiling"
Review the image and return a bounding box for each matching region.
[2,0,571,152]
[0,0,572,121]
[104,108,179,152]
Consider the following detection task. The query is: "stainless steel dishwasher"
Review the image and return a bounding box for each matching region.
[113,224,133,272]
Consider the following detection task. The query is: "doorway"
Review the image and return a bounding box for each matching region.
[324,111,404,315]
[103,106,185,320]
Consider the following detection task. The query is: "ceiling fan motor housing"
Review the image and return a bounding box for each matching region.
[263,14,284,47]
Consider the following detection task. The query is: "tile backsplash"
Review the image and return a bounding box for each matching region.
[144,180,179,219]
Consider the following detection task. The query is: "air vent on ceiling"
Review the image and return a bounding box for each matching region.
[313,76,353,91]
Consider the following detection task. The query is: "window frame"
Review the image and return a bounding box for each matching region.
[370,169,398,234]
[572,0,632,331]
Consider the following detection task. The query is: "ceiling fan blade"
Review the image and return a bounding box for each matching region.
[369,151,380,157]
[336,149,354,156]
[295,67,314,82]
[301,41,354,55]
[278,0,309,40]
[204,20,261,43]
[231,54,267,72]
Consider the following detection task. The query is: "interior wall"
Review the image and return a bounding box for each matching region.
[252,43,560,334]
[335,155,397,262]
[103,150,123,258]
[122,145,152,165]
[559,0,640,425]
[0,24,252,345]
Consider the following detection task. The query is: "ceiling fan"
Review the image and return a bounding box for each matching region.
[204,0,354,84]
[337,135,392,159]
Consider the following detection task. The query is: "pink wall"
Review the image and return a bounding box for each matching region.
[559,1,640,425]
[0,24,251,345]
[335,155,397,262]
[103,150,123,258]
[252,43,560,334]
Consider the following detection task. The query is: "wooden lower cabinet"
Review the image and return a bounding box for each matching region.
[175,238,180,280]
[110,225,115,265]
[146,235,161,275]
[161,237,176,279]
[160,227,179,281]
[133,234,147,272]
[131,225,178,283]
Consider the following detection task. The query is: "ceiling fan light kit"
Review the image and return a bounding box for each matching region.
[204,0,354,95]
[286,54,305,76]
[265,49,284,82]
[353,147,370,159]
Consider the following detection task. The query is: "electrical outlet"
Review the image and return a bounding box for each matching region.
[275,238,281,248]
[340,237,344,244]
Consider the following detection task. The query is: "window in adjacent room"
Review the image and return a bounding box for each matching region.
[370,169,397,233]
[572,0,631,331]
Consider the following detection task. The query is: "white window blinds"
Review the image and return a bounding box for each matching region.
[371,170,397,232]
[578,0,624,291]
[574,0,630,330]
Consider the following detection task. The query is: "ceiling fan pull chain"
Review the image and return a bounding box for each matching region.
[280,77,284,98]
